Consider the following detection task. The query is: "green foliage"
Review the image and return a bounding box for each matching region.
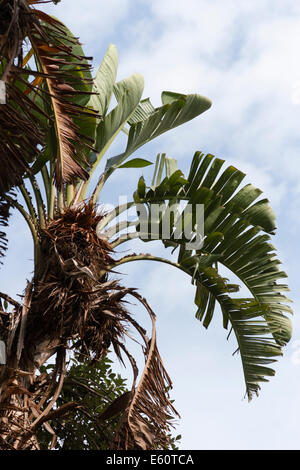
[99,152,292,399]
[37,355,127,450]
[104,90,211,174]
[118,158,153,169]
[37,355,180,450]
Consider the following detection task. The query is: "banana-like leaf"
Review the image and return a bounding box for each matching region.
[88,44,118,117]
[105,92,212,173]
[92,73,144,169]
[118,158,153,169]
[101,153,292,399]
[127,97,156,125]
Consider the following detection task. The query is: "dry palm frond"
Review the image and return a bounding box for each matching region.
[110,293,179,450]
[0,0,99,193]
[0,0,45,192]
[25,202,127,362]
[0,86,46,193]
[0,0,29,71]
[27,9,98,186]
[0,342,65,450]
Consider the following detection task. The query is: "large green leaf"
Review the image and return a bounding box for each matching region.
[89,44,118,117]
[105,92,212,172]
[99,152,292,399]
[92,73,144,169]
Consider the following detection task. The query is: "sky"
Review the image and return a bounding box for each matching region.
[1,0,300,450]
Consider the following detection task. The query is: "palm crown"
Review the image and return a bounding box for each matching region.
[0,0,292,450]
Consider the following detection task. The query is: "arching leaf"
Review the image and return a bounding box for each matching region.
[89,44,118,117]
[105,92,211,173]
[0,2,99,190]
[101,152,292,399]
[91,73,145,170]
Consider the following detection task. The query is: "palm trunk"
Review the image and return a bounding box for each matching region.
[0,279,66,449]
[0,363,39,449]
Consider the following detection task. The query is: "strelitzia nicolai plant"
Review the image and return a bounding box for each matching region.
[0,0,292,450]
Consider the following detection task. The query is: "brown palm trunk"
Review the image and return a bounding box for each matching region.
[0,283,63,449]
[0,365,39,449]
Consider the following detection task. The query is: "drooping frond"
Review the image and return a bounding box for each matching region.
[0,0,44,192]
[111,292,179,450]
[98,152,292,399]
[224,299,283,399]
[27,12,98,186]
[0,0,99,192]
[0,81,46,193]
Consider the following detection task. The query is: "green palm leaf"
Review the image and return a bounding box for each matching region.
[91,73,145,169]
[99,152,292,399]
[105,93,211,173]
[89,44,118,117]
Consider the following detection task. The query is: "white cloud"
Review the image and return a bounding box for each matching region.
[115,0,300,196]
[41,0,130,56]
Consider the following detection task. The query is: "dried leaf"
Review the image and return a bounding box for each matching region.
[111,293,179,450]
[0,0,100,192]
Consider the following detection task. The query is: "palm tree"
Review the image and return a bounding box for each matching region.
[0,0,292,450]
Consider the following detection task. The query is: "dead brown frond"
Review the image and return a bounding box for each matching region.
[110,292,179,450]
[0,87,45,193]
[0,0,45,192]
[27,8,98,186]
[0,0,99,193]
[0,0,30,71]
[24,202,128,363]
